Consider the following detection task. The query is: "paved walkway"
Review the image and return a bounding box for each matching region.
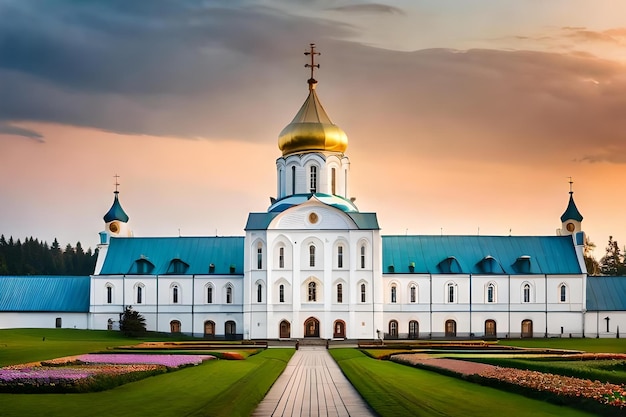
[253,347,376,417]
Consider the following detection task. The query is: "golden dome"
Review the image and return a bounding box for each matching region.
[278,84,348,156]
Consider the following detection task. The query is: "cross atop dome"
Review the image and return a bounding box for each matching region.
[304,43,320,90]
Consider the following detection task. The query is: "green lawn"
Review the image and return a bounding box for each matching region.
[0,329,293,417]
[330,348,598,417]
[498,338,626,353]
[0,328,140,366]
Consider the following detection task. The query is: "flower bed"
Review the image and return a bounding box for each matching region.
[0,354,214,393]
[392,354,626,414]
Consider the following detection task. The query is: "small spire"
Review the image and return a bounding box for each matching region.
[114,174,120,194]
[560,177,583,222]
[304,43,320,90]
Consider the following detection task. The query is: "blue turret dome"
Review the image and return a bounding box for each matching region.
[560,192,583,222]
[103,192,129,223]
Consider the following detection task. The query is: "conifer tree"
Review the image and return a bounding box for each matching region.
[119,306,147,337]
[600,236,626,276]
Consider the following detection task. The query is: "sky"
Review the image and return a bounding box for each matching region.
[1,0,626,261]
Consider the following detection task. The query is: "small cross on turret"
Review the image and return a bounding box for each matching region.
[304,43,320,90]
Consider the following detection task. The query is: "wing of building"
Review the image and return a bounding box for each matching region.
[2,46,625,339]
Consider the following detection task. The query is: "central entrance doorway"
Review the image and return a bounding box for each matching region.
[304,317,320,337]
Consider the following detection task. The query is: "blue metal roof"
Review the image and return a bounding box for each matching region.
[0,276,90,312]
[99,236,245,275]
[268,193,359,213]
[586,276,626,311]
[103,192,129,223]
[245,211,379,230]
[382,235,582,275]
[560,192,583,222]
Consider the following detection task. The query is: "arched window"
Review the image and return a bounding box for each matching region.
[360,283,366,303]
[523,283,531,303]
[106,284,113,304]
[337,245,343,268]
[257,243,263,269]
[309,245,316,267]
[279,247,284,268]
[279,320,291,338]
[170,320,181,333]
[279,284,285,303]
[257,283,263,303]
[389,320,398,339]
[391,285,397,303]
[226,286,233,304]
[136,284,144,304]
[291,166,296,195]
[204,320,215,337]
[487,283,495,303]
[336,283,343,303]
[560,284,567,302]
[360,245,366,269]
[410,285,416,303]
[308,281,316,302]
[331,168,336,194]
[172,285,179,304]
[445,319,457,337]
[310,165,317,193]
[447,283,456,303]
[409,320,419,339]
[207,285,213,304]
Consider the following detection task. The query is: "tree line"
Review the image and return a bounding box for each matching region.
[0,235,97,276]
[585,235,626,276]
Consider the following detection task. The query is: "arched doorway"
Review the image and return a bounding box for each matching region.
[170,320,181,333]
[333,320,346,338]
[445,319,456,337]
[485,319,496,338]
[304,317,320,338]
[521,319,533,338]
[409,320,419,339]
[388,320,399,339]
[225,320,236,340]
[279,320,291,339]
[204,320,215,338]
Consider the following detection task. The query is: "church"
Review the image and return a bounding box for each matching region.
[2,45,625,339]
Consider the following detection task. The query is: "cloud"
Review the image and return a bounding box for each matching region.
[0,122,44,142]
[328,4,405,15]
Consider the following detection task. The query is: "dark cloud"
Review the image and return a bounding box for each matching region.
[0,122,44,142]
[328,4,405,15]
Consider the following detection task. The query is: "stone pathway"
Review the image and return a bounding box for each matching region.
[252,347,375,417]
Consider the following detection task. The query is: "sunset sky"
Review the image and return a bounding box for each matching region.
[1,0,626,261]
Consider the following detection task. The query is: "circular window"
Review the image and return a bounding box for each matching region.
[109,222,120,233]
[308,212,318,224]
[566,222,575,232]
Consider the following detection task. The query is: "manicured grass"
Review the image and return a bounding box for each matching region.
[0,328,141,366]
[0,347,293,417]
[499,338,626,353]
[330,348,597,417]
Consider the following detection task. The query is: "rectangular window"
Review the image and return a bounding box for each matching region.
[310,166,317,193]
[279,285,285,303]
[360,284,366,303]
[55,317,62,328]
[337,246,343,268]
[279,247,284,268]
[391,286,397,303]
[226,287,233,304]
[207,287,213,304]
[309,245,315,267]
[448,285,454,303]
[360,245,366,269]
[331,168,336,195]
[106,286,112,304]
[257,246,263,269]
[487,285,494,303]
[410,286,416,303]
[137,286,143,304]
[257,284,262,303]
[337,284,343,303]
[560,285,566,302]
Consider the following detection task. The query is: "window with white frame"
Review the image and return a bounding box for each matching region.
[279,247,284,268]
[310,166,317,193]
[172,284,179,304]
[560,284,567,302]
[337,283,343,303]
[410,285,416,303]
[106,284,113,304]
[523,283,531,303]
[279,284,285,303]
[207,285,213,304]
[226,285,233,304]
[257,243,263,269]
[360,283,366,302]
[487,283,495,303]
[257,283,262,303]
[308,281,317,302]
[391,285,397,303]
[447,282,456,303]
[337,245,343,268]
[360,244,366,269]
[309,245,316,267]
